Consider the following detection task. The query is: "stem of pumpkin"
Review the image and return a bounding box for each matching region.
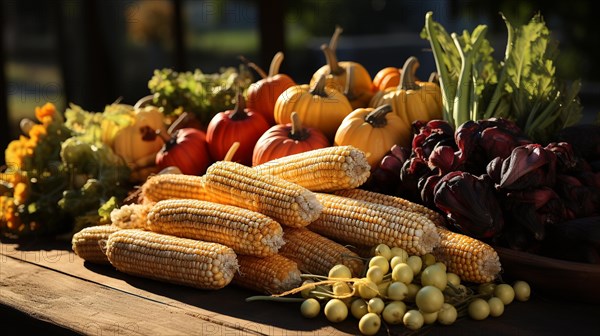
[238,55,268,79]
[134,95,154,110]
[320,44,344,76]
[229,92,249,121]
[328,25,343,53]
[399,56,420,90]
[310,75,328,97]
[223,142,240,161]
[289,111,308,140]
[268,52,284,77]
[343,66,357,101]
[365,105,393,128]
[167,111,190,135]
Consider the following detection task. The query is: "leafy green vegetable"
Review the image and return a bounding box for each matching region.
[422,12,582,144]
[148,66,253,126]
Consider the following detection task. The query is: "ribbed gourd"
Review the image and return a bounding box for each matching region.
[274,75,352,141]
[334,104,410,168]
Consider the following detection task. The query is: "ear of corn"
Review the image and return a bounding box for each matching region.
[146,199,284,257]
[433,226,501,283]
[110,203,153,229]
[140,174,211,204]
[333,189,446,226]
[308,193,440,255]
[253,146,371,192]
[105,229,238,290]
[203,160,322,228]
[71,225,120,264]
[279,227,364,277]
[233,254,302,295]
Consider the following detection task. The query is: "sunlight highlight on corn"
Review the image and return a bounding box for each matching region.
[333,188,446,226]
[146,199,285,257]
[140,173,210,204]
[308,193,440,255]
[71,225,120,264]
[105,229,238,289]
[254,145,371,192]
[203,161,322,228]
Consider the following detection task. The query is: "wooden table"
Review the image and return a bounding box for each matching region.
[1,237,599,335]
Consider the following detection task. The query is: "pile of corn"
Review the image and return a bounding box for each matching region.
[72,145,501,294]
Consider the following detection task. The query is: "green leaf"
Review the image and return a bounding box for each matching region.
[98,196,118,222]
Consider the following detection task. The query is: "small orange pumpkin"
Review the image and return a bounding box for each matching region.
[370,56,443,131]
[373,67,401,91]
[206,93,270,165]
[334,104,409,168]
[252,112,330,166]
[245,52,296,125]
[274,75,352,141]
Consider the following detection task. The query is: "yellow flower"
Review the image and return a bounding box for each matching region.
[13,182,28,205]
[28,124,47,143]
[5,137,29,169]
[1,198,20,230]
[35,102,57,124]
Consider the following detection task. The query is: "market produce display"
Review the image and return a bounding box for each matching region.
[3,9,600,335]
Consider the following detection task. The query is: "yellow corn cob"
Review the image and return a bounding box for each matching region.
[71,225,120,264]
[140,173,211,204]
[308,193,440,255]
[253,145,371,192]
[233,254,302,294]
[110,203,152,229]
[433,227,501,283]
[105,229,238,289]
[279,227,364,277]
[146,199,284,257]
[333,189,446,226]
[203,161,322,228]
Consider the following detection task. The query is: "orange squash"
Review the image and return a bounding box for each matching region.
[373,67,401,91]
[274,75,352,141]
[310,26,374,109]
[334,104,409,168]
[206,93,270,166]
[252,112,330,166]
[245,52,296,125]
[370,56,443,132]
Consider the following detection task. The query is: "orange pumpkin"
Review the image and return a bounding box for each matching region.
[206,93,270,166]
[310,26,374,109]
[334,104,409,168]
[245,52,296,125]
[274,75,353,141]
[373,67,401,91]
[252,112,330,166]
[370,56,443,132]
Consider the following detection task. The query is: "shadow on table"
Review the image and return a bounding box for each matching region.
[83,261,359,335]
[0,235,72,252]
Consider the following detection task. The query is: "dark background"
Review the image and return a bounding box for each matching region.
[1,0,599,166]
